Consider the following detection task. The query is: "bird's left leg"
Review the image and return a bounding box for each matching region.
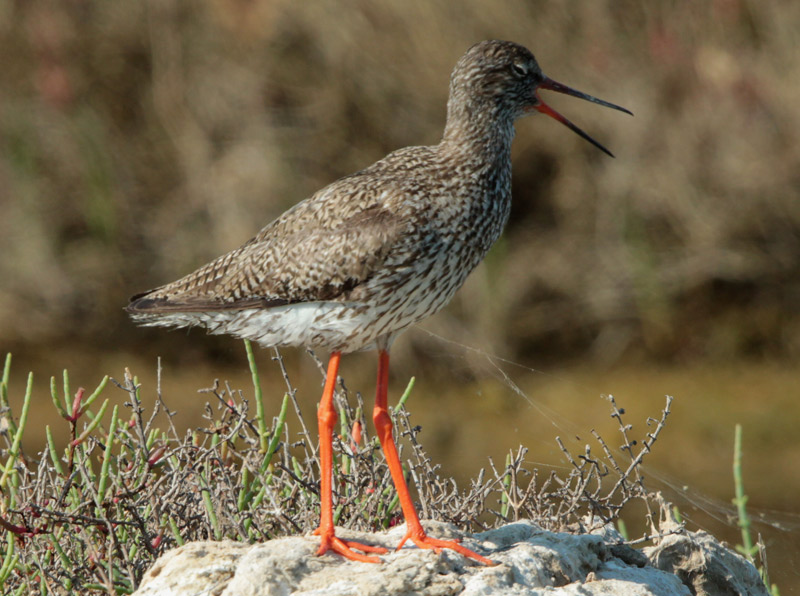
[314,351,388,562]
[371,349,494,565]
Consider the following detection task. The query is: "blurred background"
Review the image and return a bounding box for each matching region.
[1,0,799,591]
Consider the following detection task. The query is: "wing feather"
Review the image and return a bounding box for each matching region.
[126,194,405,314]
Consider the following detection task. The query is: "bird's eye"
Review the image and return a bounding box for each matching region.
[511,62,528,78]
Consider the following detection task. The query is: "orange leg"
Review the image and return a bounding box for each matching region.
[372,349,494,565]
[314,351,388,562]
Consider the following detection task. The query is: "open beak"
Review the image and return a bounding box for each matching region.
[530,77,632,158]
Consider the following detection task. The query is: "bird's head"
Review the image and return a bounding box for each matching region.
[449,40,632,157]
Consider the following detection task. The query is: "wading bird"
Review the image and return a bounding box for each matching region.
[127,40,631,564]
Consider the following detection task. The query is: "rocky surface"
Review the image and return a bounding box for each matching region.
[646,529,770,596]
[133,520,769,596]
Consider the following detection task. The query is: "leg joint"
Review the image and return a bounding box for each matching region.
[372,407,393,441]
[318,406,338,429]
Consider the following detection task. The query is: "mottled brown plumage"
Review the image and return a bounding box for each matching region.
[127,40,630,563]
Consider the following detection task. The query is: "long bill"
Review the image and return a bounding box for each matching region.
[531,76,633,158]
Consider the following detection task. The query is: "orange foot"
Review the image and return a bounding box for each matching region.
[397,528,495,565]
[314,527,389,563]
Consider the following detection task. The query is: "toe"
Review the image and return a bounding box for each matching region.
[402,531,495,565]
[315,528,388,563]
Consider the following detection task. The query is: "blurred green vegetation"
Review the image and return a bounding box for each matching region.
[1,1,798,365]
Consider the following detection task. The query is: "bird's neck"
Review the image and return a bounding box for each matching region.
[438,106,516,171]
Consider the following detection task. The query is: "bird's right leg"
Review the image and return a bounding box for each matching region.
[313,350,388,563]
[371,349,494,565]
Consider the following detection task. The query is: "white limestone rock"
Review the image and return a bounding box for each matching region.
[645,530,770,596]
[133,520,765,596]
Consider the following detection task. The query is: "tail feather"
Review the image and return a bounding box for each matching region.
[125,291,290,315]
